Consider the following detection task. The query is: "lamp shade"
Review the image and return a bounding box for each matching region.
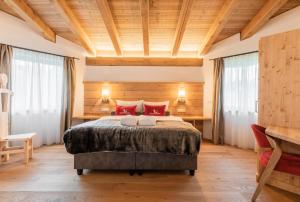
[178,87,186,97]
[102,87,110,97]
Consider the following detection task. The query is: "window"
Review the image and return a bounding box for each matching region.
[222,52,258,149]
[11,48,64,147]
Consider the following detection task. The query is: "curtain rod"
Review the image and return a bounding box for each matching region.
[209,51,258,61]
[1,43,80,60]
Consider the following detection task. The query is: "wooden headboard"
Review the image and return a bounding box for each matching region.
[84,82,203,116]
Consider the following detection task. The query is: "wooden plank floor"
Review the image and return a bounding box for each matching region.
[0,143,299,202]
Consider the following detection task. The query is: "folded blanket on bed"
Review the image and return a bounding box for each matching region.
[120,115,138,126]
[138,116,156,126]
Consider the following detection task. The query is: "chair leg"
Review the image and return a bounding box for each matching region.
[251,144,282,201]
[29,139,33,159]
[256,164,265,182]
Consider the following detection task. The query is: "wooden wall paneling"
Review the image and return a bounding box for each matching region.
[1,0,300,57]
[178,0,224,55]
[86,57,203,66]
[240,0,289,40]
[139,0,149,56]
[96,0,122,55]
[0,1,20,19]
[83,82,204,116]
[148,0,181,53]
[107,0,142,53]
[198,0,239,55]
[52,0,95,55]
[258,29,300,195]
[3,0,56,42]
[171,0,194,56]
[214,0,265,43]
[259,29,300,129]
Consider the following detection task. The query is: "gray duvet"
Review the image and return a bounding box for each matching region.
[64,119,201,155]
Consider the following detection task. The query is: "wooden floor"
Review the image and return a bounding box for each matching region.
[0,143,299,202]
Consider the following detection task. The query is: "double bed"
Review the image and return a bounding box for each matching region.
[64,115,201,176]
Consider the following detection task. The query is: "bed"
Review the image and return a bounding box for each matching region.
[64,115,201,176]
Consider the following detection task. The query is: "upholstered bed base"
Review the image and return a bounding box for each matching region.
[74,151,197,176]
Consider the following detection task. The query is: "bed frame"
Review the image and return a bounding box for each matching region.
[74,151,197,176]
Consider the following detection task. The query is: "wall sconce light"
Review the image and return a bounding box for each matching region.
[101,86,110,103]
[178,87,186,103]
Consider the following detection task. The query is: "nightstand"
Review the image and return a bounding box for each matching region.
[72,115,103,126]
[180,116,211,133]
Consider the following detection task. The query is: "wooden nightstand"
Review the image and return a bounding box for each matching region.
[73,115,102,121]
[180,116,211,126]
[72,115,104,126]
[180,116,211,133]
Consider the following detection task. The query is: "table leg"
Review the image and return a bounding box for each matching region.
[3,141,9,162]
[29,138,33,159]
[0,141,3,164]
[0,141,9,162]
[251,137,282,201]
[24,140,29,164]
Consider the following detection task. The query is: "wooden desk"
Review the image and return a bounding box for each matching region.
[0,133,36,164]
[266,126,300,145]
[252,126,300,201]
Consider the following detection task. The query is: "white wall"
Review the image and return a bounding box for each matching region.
[0,11,87,116]
[201,6,300,139]
[85,66,204,82]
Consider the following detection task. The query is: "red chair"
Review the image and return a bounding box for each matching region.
[251,124,300,201]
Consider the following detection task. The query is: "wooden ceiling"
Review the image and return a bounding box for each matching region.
[1,0,300,57]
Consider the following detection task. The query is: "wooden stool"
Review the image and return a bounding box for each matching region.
[0,133,36,164]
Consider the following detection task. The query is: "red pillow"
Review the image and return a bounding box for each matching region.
[144,105,166,116]
[116,105,137,115]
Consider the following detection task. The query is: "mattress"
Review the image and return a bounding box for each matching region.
[64,116,201,155]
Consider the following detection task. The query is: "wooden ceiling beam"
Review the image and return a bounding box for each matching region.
[86,57,203,66]
[198,0,238,55]
[171,0,194,56]
[96,0,122,56]
[4,0,56,42]
[240,0,288,40]
[52,0,95,55]
[139,0,149,56]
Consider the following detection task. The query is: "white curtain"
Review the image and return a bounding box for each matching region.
[222,53,258,149]
[11,48,64,147]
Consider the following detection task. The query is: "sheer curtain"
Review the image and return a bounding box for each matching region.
[222,53,258,149]
[11,48,64,147]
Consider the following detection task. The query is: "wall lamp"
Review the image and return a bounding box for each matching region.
[101,86,110,103]
[178,86,186,103]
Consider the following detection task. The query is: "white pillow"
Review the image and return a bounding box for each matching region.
[116,100,144,113]
[143,101,169,111]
